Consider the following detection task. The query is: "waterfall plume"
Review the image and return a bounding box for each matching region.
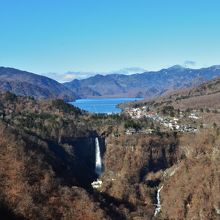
[95,137,102,176]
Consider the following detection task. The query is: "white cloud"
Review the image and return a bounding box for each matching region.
[183,60,196,67]
[42,71,97,83]
[110,67,147,75]
[42,67,147,83]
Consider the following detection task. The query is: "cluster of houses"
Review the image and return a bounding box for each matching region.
[125,106,148,119]
[125,128,154,135]
[125,107,199,133]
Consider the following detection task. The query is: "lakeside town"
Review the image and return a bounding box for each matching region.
[124,106,200,134]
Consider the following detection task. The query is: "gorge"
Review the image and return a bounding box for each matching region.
[0,77,219,219]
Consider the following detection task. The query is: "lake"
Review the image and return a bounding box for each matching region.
[70,98,142,114]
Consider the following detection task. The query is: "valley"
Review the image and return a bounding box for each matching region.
[2,1,220,219]
[0,75,219,220]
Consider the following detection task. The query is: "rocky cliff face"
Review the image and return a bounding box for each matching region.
[160,131,220,219]
[96,129,220,219]
[95,133,181,219]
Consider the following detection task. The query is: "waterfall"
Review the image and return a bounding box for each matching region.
[91,137,103,189]
[154,185,163,217]
[95,137,102,176]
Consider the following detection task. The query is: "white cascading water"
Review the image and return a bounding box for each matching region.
[154,185,163,217]
[91,137,103,189]
[95,137,102,176]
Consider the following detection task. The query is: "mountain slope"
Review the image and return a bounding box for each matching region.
[154,76,220,110]
[64,65,220,98]
[123,76,220,112]
[0,67,76,101]
[0,94,111,219]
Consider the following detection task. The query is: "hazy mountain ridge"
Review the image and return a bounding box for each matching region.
[0,67,77,101]
[64,65,220,98]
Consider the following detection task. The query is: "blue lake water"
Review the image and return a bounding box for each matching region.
[70,98,142,114]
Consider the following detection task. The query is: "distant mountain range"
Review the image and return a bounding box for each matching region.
[0,67,76,101]
[1,65,220,101]
[64,65,220,99]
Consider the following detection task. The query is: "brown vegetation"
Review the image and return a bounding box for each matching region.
[0,91,219,219]
[160,130,220,219]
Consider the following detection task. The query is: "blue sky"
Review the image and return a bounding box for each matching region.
[0,0,220,81]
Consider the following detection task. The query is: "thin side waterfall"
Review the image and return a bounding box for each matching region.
[95,137,102,176]
[154,185,163,217]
